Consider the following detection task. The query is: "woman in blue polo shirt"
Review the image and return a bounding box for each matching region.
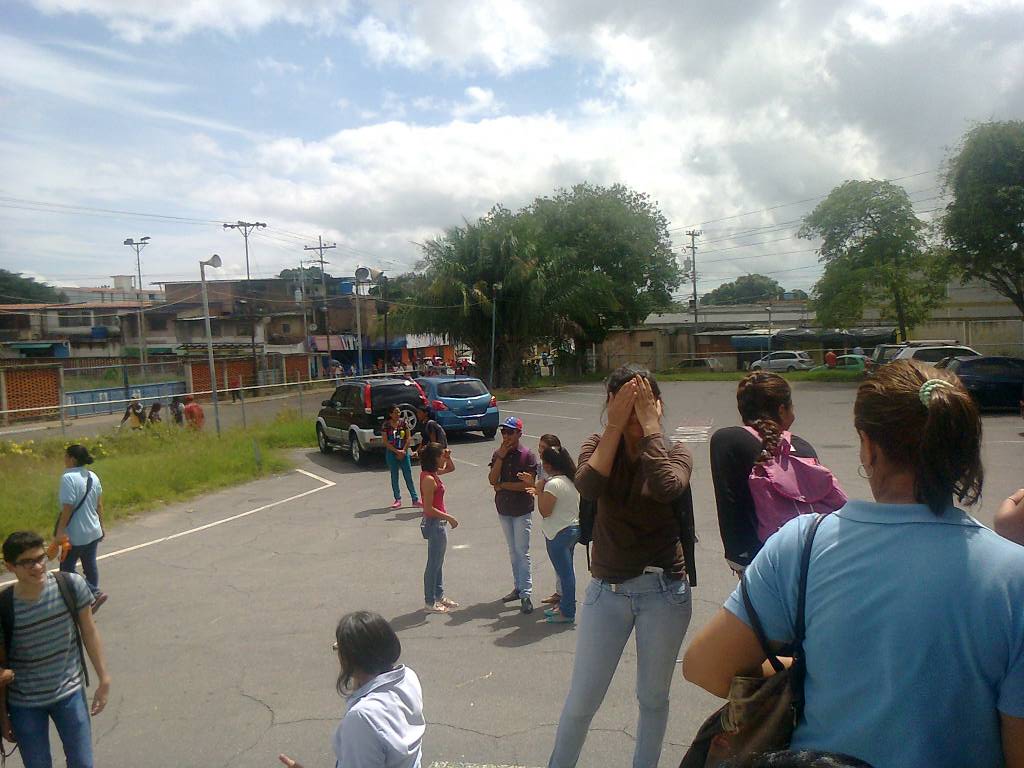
[683,361,1024,768]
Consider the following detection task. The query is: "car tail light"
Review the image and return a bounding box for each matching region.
[489,396,497,408]
[363,384,372,414]
[431,399,448,411]
[412,380,428,405]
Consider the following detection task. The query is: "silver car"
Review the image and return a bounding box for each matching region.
[750,351,815,372]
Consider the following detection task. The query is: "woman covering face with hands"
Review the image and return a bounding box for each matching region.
[547,365,695,768]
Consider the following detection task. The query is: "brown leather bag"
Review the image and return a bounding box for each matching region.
[679,514,824,768]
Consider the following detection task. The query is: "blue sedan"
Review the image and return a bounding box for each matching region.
[414,376,500,438]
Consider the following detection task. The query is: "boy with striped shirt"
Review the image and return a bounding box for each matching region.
[0,531,111,768]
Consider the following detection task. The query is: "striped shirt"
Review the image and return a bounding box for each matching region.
[3,573,92,707]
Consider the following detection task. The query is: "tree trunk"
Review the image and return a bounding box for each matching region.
[892,286,909,342]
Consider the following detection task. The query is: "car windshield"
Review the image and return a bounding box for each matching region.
[437,380,489,398]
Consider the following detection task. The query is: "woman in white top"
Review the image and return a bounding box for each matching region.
[279,611,425,768]
[522,446,580,624]
[56,444,107,612]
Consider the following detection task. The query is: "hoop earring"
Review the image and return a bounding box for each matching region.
[857,463,873,480]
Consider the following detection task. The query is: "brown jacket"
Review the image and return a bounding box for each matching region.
[576,432,693,582]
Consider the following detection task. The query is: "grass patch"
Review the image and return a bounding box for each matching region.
[0,411,316,539]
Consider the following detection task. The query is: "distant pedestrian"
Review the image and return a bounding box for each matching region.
[169,396,184,426]
[230,372,242,403]
[852,345,865,357]
[824,349,837,368]
[278,611,424,768]
[522,446,580,624]
[548,365,695,768]
[415,405,447,454]
[147,401,163,424]
[56,444,108,612]
[419,443,459,613]
[118,398,145,430]
[183,395,205,430]
[1,531,112,768]
[488,416,538,614]
[385,406,420,509]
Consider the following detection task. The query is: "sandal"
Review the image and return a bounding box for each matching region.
[425,602,450,614]
[440,597,460,608]
[541,593,561,605]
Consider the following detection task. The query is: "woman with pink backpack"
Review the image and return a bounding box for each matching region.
[710,371,846,576]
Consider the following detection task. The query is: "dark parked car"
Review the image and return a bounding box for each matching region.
[316,377,428,465]
[414,376,500,438]
[942,356,1024,410]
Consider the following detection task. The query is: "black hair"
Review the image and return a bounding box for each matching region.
[539,433,561,449]
[541,446,576,478]
[605,363,662,402]
[731,751,874,768]
[335,611,402,696]
[65,444,94,467]
[3,531,44,564]
[420,442,444,472]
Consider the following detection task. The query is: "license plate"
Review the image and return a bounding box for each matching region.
[466,419,479,426]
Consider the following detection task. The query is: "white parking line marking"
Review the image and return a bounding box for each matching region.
[453,457,481,467]
[672,421,714,444]
[501,409,583,420]
[0,470,337,587]
[503,398,600,407]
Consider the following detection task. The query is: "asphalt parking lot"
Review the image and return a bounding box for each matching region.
[13,381,1023,768]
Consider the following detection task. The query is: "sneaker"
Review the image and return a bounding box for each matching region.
[543,607,560,619]
[540,593,561,605]
[521,596,534,615]
[546,613,574,624]
[91,593,108,615]
[440,597,460,609]
[501,589,520,602]
[425,602,449,614]
[412,500,423,509]
[390,499,403,509]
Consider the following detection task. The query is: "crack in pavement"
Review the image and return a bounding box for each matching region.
[219,689,277,768]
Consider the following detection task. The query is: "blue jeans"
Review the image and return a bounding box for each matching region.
[548,573,692,768]
[60,539,100,598]
[498,514,532,598]
[385,450,418,503]
[545,526,579,619]
[422,518,448,605]
[8,688,94,768]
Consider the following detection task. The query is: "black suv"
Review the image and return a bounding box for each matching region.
[316,377,428,465]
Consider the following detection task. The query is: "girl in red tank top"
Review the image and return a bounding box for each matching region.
[419,443,459,613]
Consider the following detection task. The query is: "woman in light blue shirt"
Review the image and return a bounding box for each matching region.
[279,611,425,768]
[56,444,107,613]
[683,361,1024,768]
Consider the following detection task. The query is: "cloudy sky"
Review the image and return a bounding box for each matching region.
[1,0,1022,301]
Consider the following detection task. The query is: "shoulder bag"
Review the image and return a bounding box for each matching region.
[679,513,825,768]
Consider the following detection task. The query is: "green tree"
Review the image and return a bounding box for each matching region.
[0,270,64,303]
[702,274,785,305]
[942,121,1024,316]
[798,180,948,339]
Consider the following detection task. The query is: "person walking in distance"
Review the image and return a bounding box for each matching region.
[488,416,538,614]
[118,398,145,430]
[279,611,424,768]
[56,445,108,613]
[521,446,580,624]
[169,395,184,426]
[385,406,421,510]
[420,443,459,614]
[0,531,112,768]
[415,404,447,458]
[183,395,205,430]
[548,365,695,768]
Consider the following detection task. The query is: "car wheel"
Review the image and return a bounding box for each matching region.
[483,427,497,439]
[787,366,796,372]
[349,432,370,466]
[316,425,332,455]
[750,365,761,371]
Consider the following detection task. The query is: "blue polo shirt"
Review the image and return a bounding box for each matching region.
[725,500,1024,768]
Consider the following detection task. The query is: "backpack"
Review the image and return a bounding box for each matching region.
[0,572,90,687]
[744,426,847,543]
[578,487,698,587]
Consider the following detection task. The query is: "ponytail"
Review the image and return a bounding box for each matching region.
[541,446,577,478]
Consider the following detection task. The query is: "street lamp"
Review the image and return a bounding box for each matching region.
[354,267,384,376]
[123,236,151,367]
[489,281,503,388]
[200,253,223,436]
[764,304,774,335]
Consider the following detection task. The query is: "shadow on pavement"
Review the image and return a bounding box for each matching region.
[301,450,388,476]
[391,599,575,647]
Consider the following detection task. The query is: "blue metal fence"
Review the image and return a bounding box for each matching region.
[65,381,187,418]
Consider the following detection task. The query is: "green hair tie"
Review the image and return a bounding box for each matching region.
[918,379,955,407]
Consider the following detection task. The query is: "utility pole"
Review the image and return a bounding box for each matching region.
[686,229,702,331]
[223,221,266,387]
[123,236,151,367]
[304,236,337,375]
[296,260,311,380]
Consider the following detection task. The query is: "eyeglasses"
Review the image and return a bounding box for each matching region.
[14,554,47,569]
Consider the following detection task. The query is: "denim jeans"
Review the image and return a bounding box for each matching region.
[385,450,418,503]
[548,572,692,768]
[422,518,448,605]
[545,526,579,619]
[60,539,100,597]
[497,513,532,597]
[8,688,94,768]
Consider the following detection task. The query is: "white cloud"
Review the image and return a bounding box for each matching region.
[255,56,303,75]
[451,86,502,119]
[351,16,430,68]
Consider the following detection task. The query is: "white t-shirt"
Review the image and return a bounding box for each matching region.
[540,475,580,540]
